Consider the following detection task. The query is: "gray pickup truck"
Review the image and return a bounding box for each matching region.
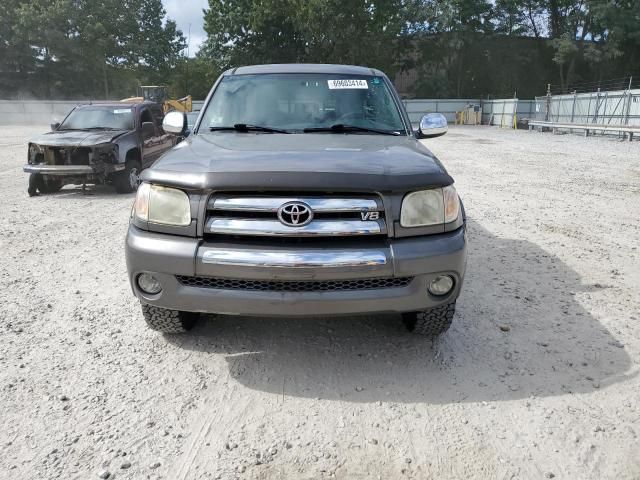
[126,64,467,337]
[24,101,175,195]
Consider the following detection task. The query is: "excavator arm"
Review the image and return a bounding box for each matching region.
[163,95,192,114]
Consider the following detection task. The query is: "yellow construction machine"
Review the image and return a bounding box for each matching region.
[121,86,192,114]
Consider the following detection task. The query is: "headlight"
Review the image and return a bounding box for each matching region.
[28,143,44,163]
[29,143,43,154]
[97,144,118,163]
[133,182,191,226]
[400,185,460,227]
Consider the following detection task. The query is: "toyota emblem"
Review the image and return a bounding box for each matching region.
[277,201,314,227]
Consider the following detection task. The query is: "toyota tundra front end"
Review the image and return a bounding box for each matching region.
[125,64,467,336]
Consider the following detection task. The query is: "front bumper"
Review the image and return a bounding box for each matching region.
[125,225,467,316]
[23,164,125,176]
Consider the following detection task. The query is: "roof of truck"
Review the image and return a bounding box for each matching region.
[73,101,155,109]
[226,64,385,76]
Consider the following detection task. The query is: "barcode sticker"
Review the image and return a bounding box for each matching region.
[327,79,368,89]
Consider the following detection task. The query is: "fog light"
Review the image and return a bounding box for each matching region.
[428,275,454,296]
[137,273,162,295]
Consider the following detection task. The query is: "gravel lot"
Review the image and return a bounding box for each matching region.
[1,125,639,480]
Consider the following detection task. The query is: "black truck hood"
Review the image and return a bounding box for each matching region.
[142,133,453,192]
[30,129,129,147]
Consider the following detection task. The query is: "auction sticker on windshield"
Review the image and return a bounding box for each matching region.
[327,79,368,89]
[113,109,131,114]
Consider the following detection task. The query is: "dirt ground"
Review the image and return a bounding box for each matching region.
[1,125,639,480]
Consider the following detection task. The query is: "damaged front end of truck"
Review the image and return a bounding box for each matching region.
[24,141,125,195]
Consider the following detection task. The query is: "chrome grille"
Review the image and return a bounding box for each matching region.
[176,275,412,292]
[205,194,386,237]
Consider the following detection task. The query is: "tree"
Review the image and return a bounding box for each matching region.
[0,0,186,99]
[589,0,640,80]
[168,55,221,99]
[2,0,639,100]
[202,0,409,76]
[14,0,78,97]
[130,0,186,85]
[494,0,531,35]
[74,0,185,98]
[0,0,35,98]
[405,0,496,97]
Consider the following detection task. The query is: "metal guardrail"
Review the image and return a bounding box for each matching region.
[528,120,639,141]
[533,89,640,127]
[2,98,490,126]
[0,97,580,130]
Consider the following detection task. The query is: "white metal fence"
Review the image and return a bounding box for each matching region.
[402,99,479,123]
[481,99,536,128]
[534,89,640,126]
[0,97,538,128]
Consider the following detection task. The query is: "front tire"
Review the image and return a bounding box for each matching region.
[402,302,456,337]
[28,173,40,196]
[114,160,141,194]
[141,303,198,333]
[39,177,63,194]
[28,174,62,196]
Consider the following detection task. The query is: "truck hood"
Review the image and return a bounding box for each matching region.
[142,133,453,192]
[30,129,129,147]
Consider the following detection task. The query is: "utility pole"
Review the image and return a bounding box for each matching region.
[186,24,191,95]
[624,76,633,126]
[545,83,551,122]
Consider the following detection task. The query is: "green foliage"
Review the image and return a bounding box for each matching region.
[201,0,640,96]
[1,0,638,99]
[202,0,410,76]
[167,55,221,99]
[0,0,186,99]
[494,0,531,35]
[552,34,580,65]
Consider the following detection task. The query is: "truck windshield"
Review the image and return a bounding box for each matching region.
[199,73,406,134]
[59,106,134,131]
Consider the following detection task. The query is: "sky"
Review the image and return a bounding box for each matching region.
[162,0,209,56]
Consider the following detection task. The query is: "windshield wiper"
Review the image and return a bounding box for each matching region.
[60,127,119,131]
[209,124,290,134]
[303,124,401,136]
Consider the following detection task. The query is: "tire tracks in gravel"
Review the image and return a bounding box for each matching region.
[2,125,640,480]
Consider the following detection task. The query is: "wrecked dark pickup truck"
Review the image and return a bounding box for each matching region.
[24,101,176,195]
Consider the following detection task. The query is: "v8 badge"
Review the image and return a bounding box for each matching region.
[361,211,380,221]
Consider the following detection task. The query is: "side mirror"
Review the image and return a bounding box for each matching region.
[141,121,156,140]
[162,111,187,135]
[417,113,448,139]
[51,122,60,131]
